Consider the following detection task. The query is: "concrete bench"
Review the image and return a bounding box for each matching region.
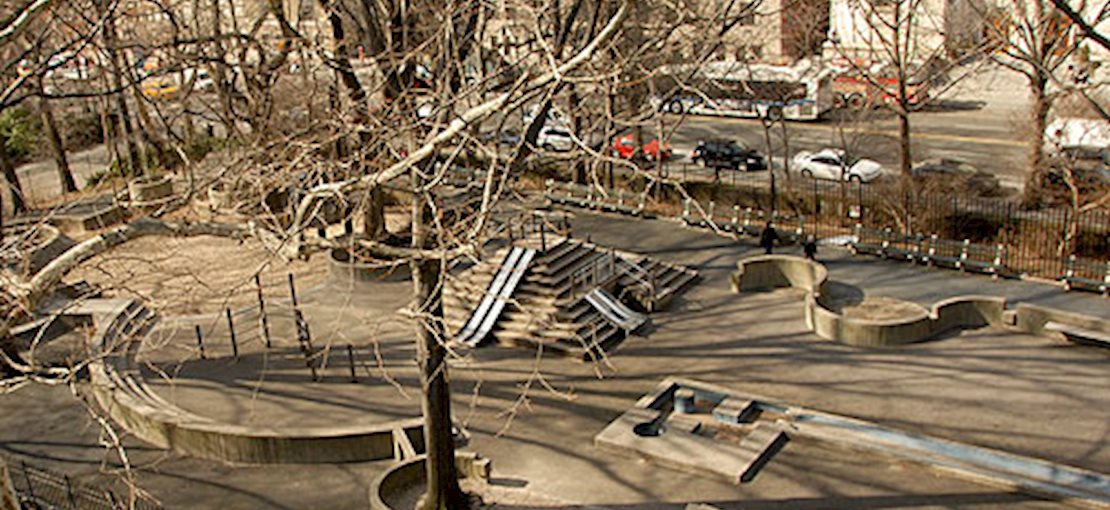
[1044,321,1110,347]
[1063,255,1110,296]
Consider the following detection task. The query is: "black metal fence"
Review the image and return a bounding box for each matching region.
[597,163,1110,281]
[6,457,161,510]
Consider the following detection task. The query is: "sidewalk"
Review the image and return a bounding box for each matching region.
[569,210,1110,319]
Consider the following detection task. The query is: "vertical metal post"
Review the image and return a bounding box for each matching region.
[287,273,298,307]
[540,221,547,252]
[65,474,76,507]
[347,344,358,383]
[255,274,271,348]
[21,461,34,503]
[225,308,238,360]
[194,324,206,359]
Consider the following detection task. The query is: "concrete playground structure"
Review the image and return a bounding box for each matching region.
[81,296,428,464]
[597,378,1110,508]
[732,254,1110,348]
[4,208,1110,509]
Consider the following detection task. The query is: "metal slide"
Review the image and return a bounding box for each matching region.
[454,247,523,345]
[465,248,536,347]
[585,287,647,332]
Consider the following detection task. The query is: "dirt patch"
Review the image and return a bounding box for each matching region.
[66,233,328,315]
[840,296,929,321]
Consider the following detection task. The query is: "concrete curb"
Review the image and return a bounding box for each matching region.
[733,255,1110,347]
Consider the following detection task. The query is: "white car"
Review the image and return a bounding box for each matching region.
[793,149,884,183]
[536,126,575,152]
[523,104,570,129]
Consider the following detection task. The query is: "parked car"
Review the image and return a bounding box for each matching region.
[141,77,179,99]
[480,129,522,146]
[690,139,766,170]
[537,126,575,152]
[912,158,1003,197]
[523,104,569,129]
[182,68,214,90]
[611,134,672,161]
[793,149,883,182]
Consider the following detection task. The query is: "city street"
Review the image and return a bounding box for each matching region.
[662,64,1031,190]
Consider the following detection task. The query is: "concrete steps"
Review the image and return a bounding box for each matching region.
[445,236,696,360]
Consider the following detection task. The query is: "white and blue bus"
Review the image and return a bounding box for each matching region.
[654,60,835,121]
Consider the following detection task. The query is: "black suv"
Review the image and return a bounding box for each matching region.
[690,140,767,171]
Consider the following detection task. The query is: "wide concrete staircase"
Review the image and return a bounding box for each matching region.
[444,236,697,360]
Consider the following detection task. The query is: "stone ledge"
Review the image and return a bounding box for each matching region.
[734,255,1110,348]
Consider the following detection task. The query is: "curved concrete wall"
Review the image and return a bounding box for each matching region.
[737,256,1007,347]
[369,453,491,510]
[87,300,425,464]
[2,225,76,275]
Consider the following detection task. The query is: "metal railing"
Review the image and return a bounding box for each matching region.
[6,457,161,510]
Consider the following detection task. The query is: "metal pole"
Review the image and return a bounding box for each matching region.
[287,273,298,307]
[225,308,238,360]
[347,344,357,383]
[194,324,205,359]
[255,274,271,348]
[540,221,547,251]
[65,474,76,507]
[21,461,34,503]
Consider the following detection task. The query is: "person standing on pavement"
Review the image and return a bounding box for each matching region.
[803,235,818,260]
[759,221,779,254]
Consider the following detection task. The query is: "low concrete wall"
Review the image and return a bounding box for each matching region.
[737,256,1009,347]
[1,225,76,275]
[730,255,826,295]
[128,176,173,205]
[1014,303,1110,338]
[369,453,492,510]
[328,248,412,283]
[87,300,426,464]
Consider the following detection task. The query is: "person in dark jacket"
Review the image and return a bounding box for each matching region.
[759,222,779,254]
[803,234,818,260]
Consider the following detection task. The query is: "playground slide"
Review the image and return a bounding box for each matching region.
[455,247,523,345]
[465,248,537,347]
[585,287,647,332]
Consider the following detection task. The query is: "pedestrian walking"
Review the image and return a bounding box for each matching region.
[803,235,818,260]
[759,221,779,254]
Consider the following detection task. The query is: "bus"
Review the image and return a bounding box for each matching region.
[654,60,835,121]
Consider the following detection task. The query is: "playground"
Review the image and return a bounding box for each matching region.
[2,205,1109,510]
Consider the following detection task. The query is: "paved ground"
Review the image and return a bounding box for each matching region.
[1,208,1108,509]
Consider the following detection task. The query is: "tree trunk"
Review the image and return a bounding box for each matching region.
[39,95,77,193]
[363,187,387,241]
[0,147,26,214]
[1022,73,1050,208]
[897,110,912,177]
[102,8,142,177]
[411,168,464,510]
